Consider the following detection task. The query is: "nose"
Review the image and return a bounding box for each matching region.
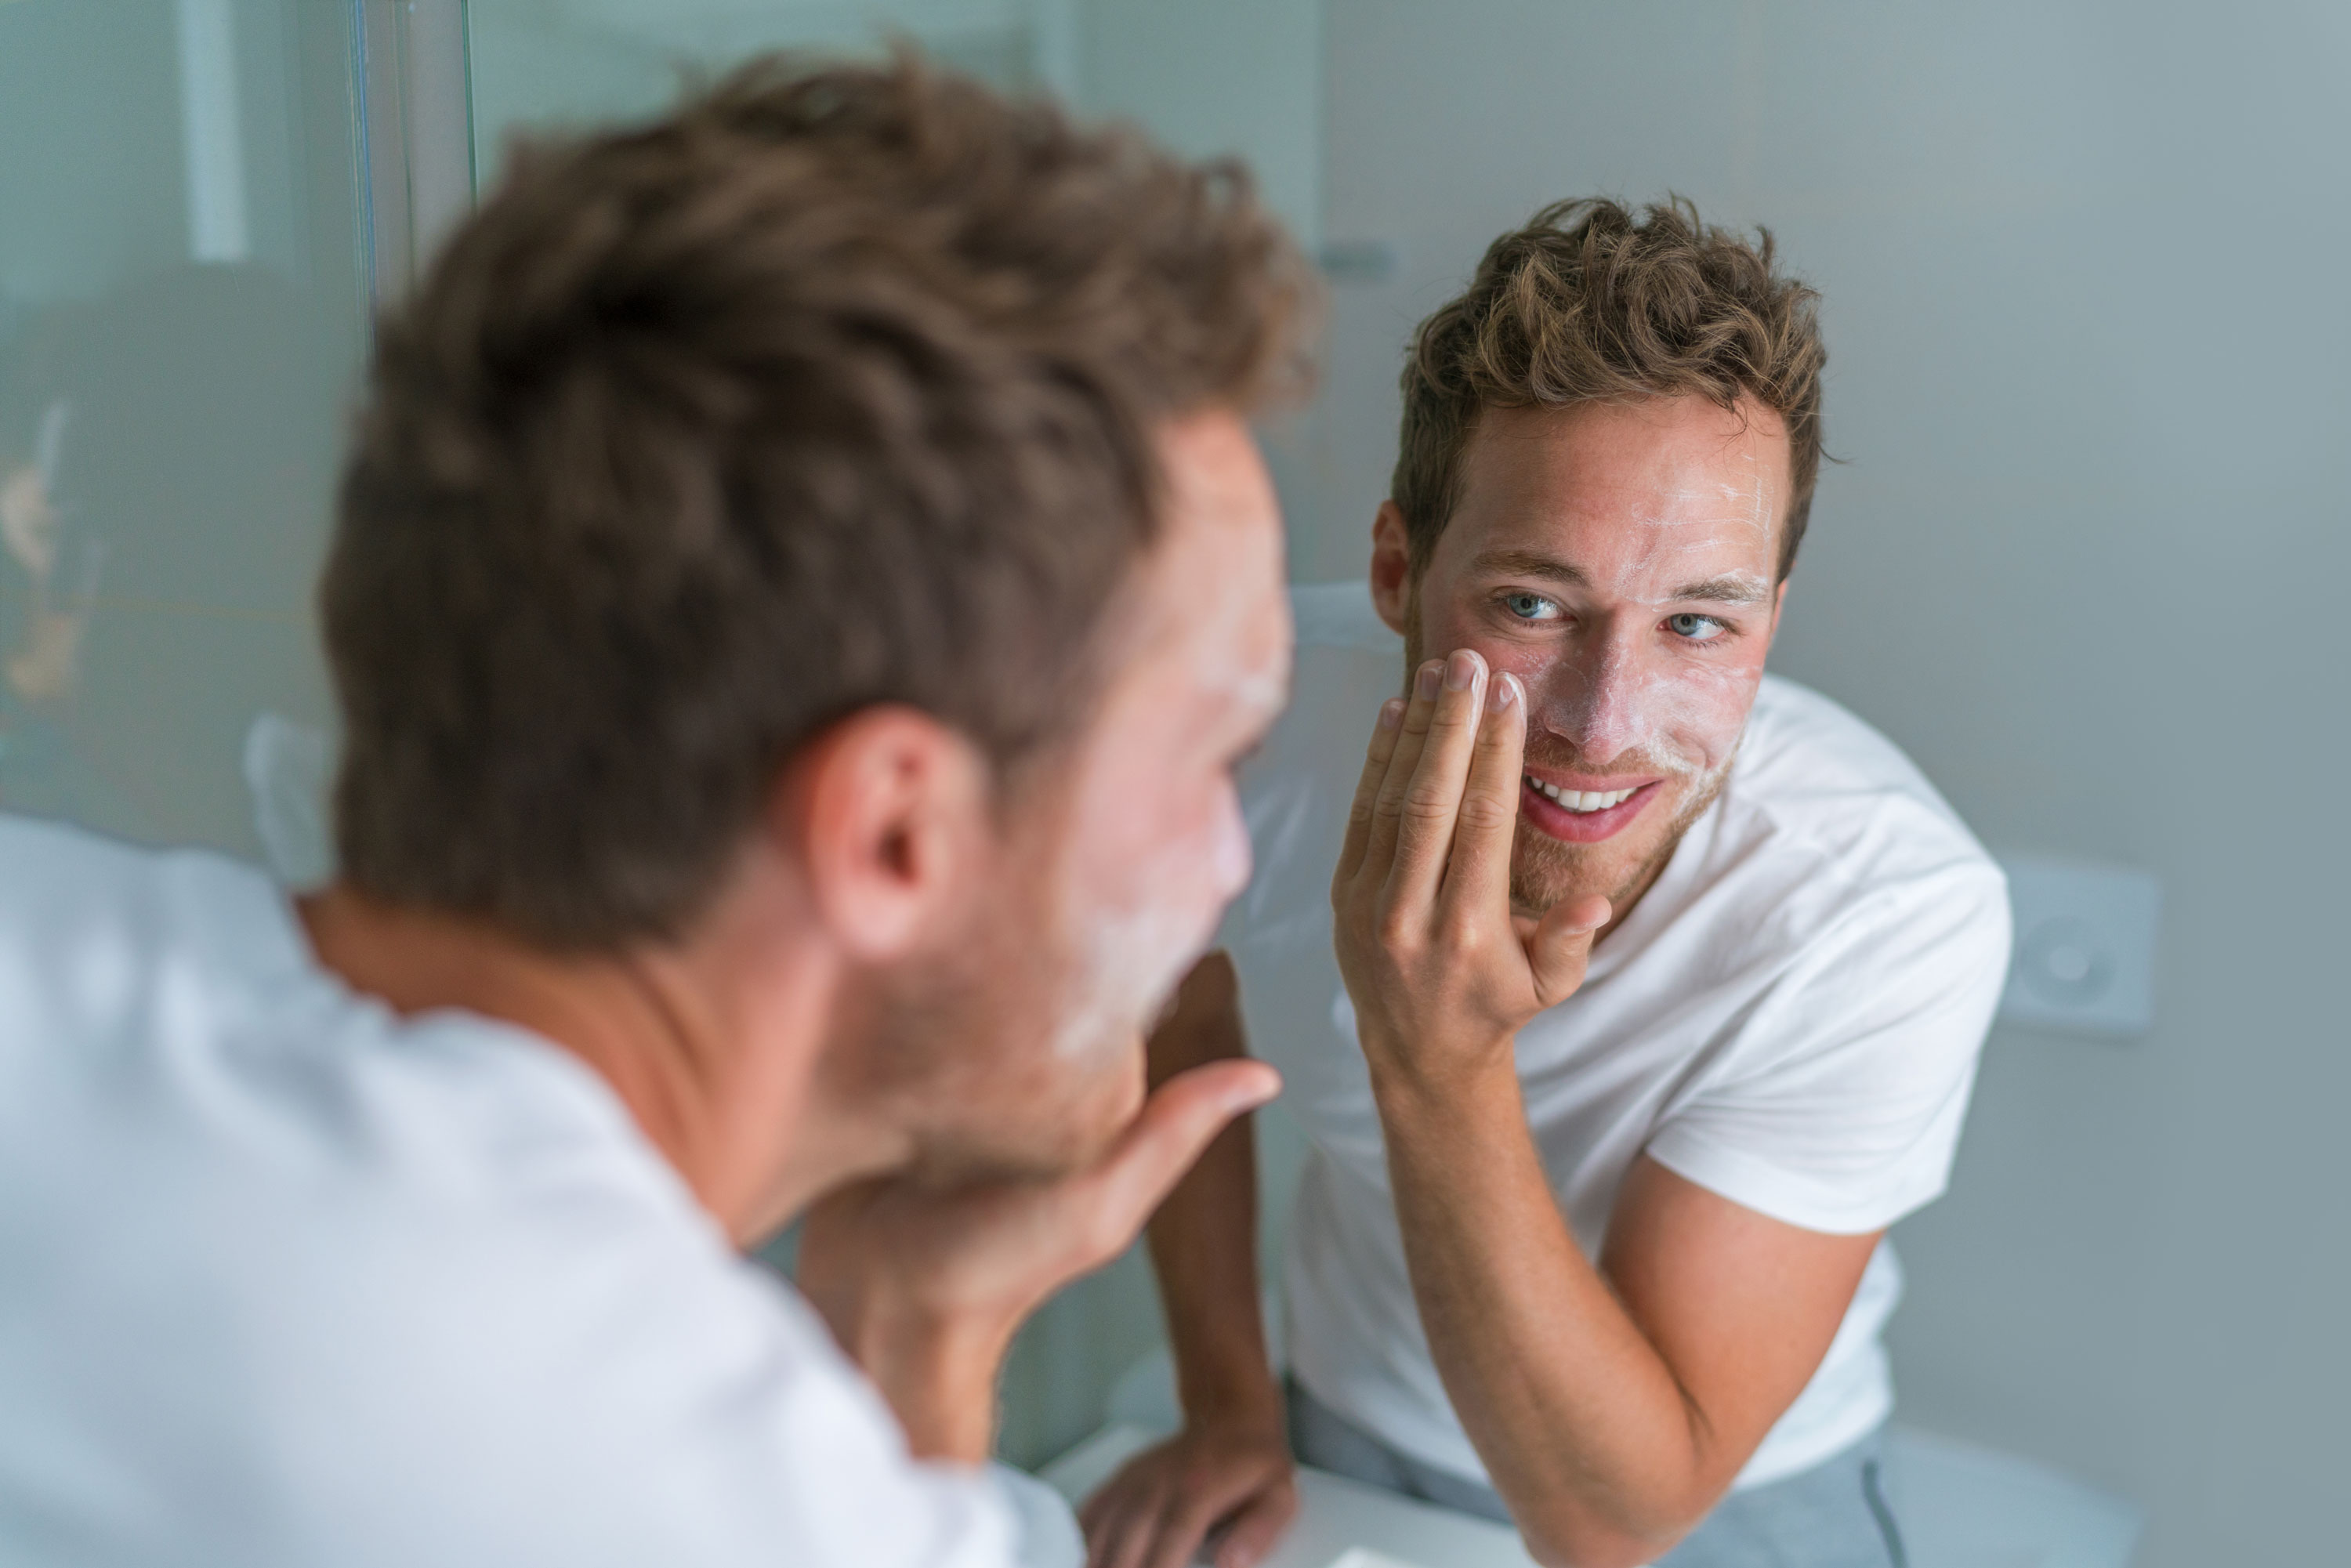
[1534,628,1649,766]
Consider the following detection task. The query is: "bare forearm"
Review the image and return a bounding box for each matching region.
[822,1297,1011,1465]
[1374,1069,1715,1565]
[1148,1117,1279,1424]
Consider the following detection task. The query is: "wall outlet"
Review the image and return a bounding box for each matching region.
[1995,855,2162,1039]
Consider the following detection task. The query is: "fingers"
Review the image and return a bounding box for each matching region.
[1143,1490,1234,1568]
[1079,1468,1161,1568]
[1526,893,1612,1009]
[1081,1479,1159,1568]
[1357,658,1447,883]
[1381,649,1490,911]
[1072,1060,1281,1268]
[1437,669,1527,918]
[1079,1449,1267,1568]
[1211,1481,1299,1568]
[1331,695,1407,887]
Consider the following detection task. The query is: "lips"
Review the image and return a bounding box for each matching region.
[1519,773,1661,843]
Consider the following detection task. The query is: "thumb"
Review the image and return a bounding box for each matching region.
[1074,1059,1281,1263]
[1527,894,1610,1007]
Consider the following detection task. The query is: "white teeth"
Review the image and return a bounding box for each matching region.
[1524,776,1639,813]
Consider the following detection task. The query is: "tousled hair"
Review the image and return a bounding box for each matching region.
[1393,196,1824,578]
[324,54,1313,949]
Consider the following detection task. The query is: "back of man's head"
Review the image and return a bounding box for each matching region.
[325,56,1313,951]
[1391,196,1824,580]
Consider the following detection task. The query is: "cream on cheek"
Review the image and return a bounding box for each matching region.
[1520,650,1755,777]
[1548,515,1772,772]
[1045,750,1250,1064]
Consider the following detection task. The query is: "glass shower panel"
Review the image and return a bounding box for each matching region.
[0,0,369,880]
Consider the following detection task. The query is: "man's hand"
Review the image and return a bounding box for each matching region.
[1330,649,1610,1097]
[1078,1416,1296,1568]
[795,1057,1280,1462]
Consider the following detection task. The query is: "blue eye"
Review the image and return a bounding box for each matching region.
[1504,593,1559,621]
[1668,613,1726,642]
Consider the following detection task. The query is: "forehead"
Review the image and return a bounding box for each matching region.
[1439,396,1791,583]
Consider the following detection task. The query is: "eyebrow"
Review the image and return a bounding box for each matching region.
[1469,550,1774,607]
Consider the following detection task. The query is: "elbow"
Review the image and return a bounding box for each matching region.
[1517,1498,1706,1568]
[1520,1537,1650,1568]
[1522,1531,1683,1568]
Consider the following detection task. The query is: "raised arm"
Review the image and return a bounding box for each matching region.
[1078,953,1298,1568]
[1331,649,1875,1568]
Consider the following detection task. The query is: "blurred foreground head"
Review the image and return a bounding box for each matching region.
[324,55,1313,1194]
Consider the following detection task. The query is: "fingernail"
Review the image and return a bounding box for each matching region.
[1487,672,1519,712]
[1378,697,1404,730]
[1229,1069,1281,1112]
[1414,662,1441,702]
[1445,649,1480,692]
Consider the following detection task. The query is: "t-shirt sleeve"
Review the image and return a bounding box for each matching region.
[1642,856,2012,1235]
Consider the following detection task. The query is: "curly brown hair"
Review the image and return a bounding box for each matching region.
[324,54,1314,949]
[1392,197,1824,579]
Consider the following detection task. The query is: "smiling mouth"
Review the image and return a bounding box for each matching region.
[1523,775,1643,813]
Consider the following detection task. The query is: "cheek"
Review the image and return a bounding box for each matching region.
[1118,780,1248,936]
[1060,773,1246,987]
[1650,661,1766,764]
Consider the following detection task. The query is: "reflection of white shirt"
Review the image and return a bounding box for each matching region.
[0,815,1016,1566]
[1225,585,2010,1490]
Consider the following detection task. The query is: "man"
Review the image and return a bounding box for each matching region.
[0,60,1315,1566]
[1082,200,2009,1568]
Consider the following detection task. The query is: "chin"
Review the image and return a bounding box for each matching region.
[1510,777,1709,916]
[1055,1049,1149,1168]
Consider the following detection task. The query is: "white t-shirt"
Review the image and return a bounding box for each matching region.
[1225,585,2011,1492]
[0,813,1020,1567]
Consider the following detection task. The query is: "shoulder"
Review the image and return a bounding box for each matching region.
[1673,677,2010,994]
[1730,675,2005,908]
[0,812,273,936]
[0,817,1016,1563]
[0,815,310,1080]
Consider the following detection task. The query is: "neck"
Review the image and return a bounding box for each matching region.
[297,882,877,1246]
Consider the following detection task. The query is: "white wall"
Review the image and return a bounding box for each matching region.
[1303,4,2351,1563]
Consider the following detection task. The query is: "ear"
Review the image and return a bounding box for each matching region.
[1370,502,1415,636]
[1766,577,1790,651]
[777,707,992,963]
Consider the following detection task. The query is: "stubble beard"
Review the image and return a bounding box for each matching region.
[846,853,1136,1189]
[1507,748,1737,922]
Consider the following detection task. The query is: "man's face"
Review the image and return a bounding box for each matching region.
[1387,396,1788,920]
[897,412,1291,1180]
